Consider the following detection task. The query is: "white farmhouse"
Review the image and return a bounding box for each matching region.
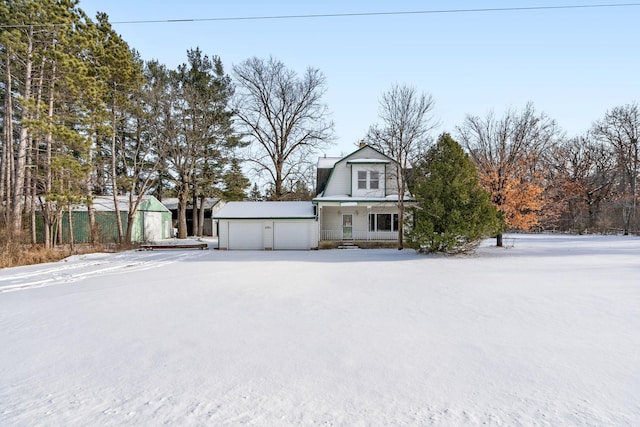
[313,143,412,248]
[212,143,411,250]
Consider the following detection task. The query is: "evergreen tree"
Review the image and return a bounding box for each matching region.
[248,183,262,201]
[222,158,250,201]
[408,133,503,254]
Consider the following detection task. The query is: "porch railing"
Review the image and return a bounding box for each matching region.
[320,229,397,241]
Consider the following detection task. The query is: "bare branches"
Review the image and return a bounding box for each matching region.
[592,102,639,234]
[232,57,334,199]
[367,84,437,249]
[368,84,437,168]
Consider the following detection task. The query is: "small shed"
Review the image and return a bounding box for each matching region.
[38,195,173,244]
[214,201,318,250]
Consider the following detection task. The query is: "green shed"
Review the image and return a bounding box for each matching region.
[37,195,173,244]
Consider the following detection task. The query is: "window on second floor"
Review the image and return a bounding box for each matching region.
[356,169,382,191]
[357,171,367,189]
[370,171,379,190]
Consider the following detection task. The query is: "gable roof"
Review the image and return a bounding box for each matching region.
[315,144,398,197]
[69,195,170,213]
[213,201,315,219]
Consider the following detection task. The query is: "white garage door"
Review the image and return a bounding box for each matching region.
[274,222,310,250]
[229,222,263,250]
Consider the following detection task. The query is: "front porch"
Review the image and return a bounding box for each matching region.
[316,203,401,248]
[320,229,397,241]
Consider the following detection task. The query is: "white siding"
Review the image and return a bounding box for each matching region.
[323,146,396,197]
[323,160,351,196]
[351,164,386,198]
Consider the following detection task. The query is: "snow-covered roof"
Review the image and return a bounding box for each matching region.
[70,195,169,212]
[346,158,390,164]
[160,197,221,210]
[213,201,315,219]
[317,157,341,169]
[312,194,413,202]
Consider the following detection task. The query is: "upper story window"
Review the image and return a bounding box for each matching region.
[370,171,379,190]
[357,171,367,189]
[356,170,381,190]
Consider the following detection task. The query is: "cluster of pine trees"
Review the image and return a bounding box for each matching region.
[1,1,249,247]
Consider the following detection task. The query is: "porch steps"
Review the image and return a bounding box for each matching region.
[337,242,360,249]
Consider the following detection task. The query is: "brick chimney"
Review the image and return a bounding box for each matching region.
[359,140,366,148]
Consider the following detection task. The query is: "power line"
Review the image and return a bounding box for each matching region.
[1,3,639,28]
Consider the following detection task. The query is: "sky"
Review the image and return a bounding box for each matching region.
[79,0,640,156]
[1,234,639,424]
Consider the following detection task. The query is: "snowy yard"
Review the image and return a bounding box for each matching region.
[1,234,639,426]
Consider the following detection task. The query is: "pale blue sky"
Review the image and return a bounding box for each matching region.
[80,0,639,156]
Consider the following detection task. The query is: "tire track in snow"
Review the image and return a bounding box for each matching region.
[0,250,208,293]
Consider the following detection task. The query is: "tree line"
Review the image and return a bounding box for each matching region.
[367,86,638,250]
[1,1,638,252]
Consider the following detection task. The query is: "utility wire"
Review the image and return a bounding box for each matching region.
[1,3,639,28]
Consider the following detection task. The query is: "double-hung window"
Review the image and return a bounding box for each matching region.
[357,170,380,190]
[369,171,379,190]
[357,171,367,189]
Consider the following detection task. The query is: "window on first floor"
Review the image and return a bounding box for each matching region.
[368,213,398,232]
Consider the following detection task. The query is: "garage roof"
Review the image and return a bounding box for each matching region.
[213,201,315,219]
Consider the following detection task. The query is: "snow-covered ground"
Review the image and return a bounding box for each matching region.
[1,234,638,426]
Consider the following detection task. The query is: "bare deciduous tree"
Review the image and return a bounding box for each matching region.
[367,84,437,249]
[592,102,639,234]
[232,57,334,200]
[543,134,616,232]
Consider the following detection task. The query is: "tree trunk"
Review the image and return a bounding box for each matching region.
[42,60,56,249]
[192,192,199,236]
[42,201,51,249]
[29,56,46,245]
[125,210,135,244]
[396,163,405,250]
[198,195,206,236]
[177,186,189,239]
[2,48,14,225]
[11,25,34,235]
[111,100,123,243]
[496,233,503,247]
[88,203,97,246]
[67,204,75,252]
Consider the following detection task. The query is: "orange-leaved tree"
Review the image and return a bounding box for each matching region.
[458,103,559,246]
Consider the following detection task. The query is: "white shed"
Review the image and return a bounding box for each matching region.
[213,201,318,250]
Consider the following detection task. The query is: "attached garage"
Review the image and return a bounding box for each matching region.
[214,202,318,250]
[228,222,264,250]
[274,221,312,250]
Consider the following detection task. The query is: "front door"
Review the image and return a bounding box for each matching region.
[342,214,353,239]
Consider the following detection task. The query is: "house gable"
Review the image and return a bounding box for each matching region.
[320,145,398,198]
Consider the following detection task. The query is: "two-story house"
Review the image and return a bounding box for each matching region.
[313,143,412,247]
[212,143,411,250]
